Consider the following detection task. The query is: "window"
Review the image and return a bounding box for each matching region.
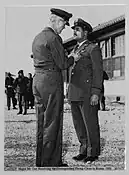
[111,34,125,56]
[100,38,111,59]
[100,34,125,79]
[105,39,111,58]
[100,41,105,58]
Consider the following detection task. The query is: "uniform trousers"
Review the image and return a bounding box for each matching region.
[18,93,28,113]
[71,96,100,157]
[33,71,64,167]
[6,89,16,109]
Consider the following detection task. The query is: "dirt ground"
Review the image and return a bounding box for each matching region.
[4,99,125,171]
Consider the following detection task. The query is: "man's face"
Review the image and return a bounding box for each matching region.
[55,17,66,34]
[18,73,22,77]
[73,26,86,41]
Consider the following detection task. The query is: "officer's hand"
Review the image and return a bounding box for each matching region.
[5,88,7,94]
[68,52,74,57]
[72,53,81,62]
[65,49,68,56]
[90,94,99,106]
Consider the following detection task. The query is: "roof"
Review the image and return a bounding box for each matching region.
[93,14,125,32]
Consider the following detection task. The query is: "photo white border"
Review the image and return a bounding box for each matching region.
[0,0,128,175]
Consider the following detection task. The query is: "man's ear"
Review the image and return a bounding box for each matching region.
[84,30,88,36]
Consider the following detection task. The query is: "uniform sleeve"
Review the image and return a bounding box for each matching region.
[49,37,74,70]
[90,45,103,96]
[13,78,18,89]
[103,71,109,80]
[5,78,8,88]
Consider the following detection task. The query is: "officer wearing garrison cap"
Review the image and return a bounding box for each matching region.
[68,18,103,163]
[32,8,74,167]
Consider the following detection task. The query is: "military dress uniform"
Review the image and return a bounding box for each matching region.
[32,8,73,167]
[68,19,103,160]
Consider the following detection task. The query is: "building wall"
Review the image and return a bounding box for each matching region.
[98,28,125,99]
[99,31,125,80]
[104,79,126,96]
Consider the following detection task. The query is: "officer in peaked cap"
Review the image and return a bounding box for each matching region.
[32,8,74,167]
[68,18,103,163]
[71,18,93,32]
[50,8,72,26]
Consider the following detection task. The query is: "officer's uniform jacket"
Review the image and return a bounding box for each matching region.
[68,40,103,101]
[32,27,74,166]
[5,76,15,96]
[32,27,74,72]
[14,76,29,94]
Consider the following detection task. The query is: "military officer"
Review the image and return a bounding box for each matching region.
[68,18,103,163]
[14,70,29,115]
[99,71,109,111]
[5,72,17,110]
[27,73,34,109]
[32,8,74,167]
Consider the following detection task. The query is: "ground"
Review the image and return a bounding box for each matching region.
[4,99,125,171]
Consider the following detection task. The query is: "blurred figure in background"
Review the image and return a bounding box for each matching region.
[27,73,34,109]
[99,71,109,111]
[14,70,29,115]
[5,72,17,110]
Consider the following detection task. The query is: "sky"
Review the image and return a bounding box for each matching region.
[5,5,126,76]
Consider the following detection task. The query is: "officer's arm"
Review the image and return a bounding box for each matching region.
[5,78,8,88]
[13,78,17,89]
[90,45,103,96]
[49,37,74,70]
[104,71,109,80]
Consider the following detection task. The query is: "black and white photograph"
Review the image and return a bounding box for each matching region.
[3,2,127,172]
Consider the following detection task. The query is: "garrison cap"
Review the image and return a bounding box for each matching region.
[18,70,23,74]
[50,8,72,26]
[71,18,93,32]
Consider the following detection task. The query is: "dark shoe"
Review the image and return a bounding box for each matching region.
[59,163,68,167]
[36,164,41,167]
[8,107,10,110]
[17,111,22,115]
[72,154,86,161]
[83,156,98,163]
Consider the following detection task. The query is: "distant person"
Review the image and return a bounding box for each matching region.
[99,71,109,111]
[27,73,34,109]
[14,70,29,115]
[5,72,17,110]
[32,8,74,167]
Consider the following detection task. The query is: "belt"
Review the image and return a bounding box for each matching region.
[34,66,61,73]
